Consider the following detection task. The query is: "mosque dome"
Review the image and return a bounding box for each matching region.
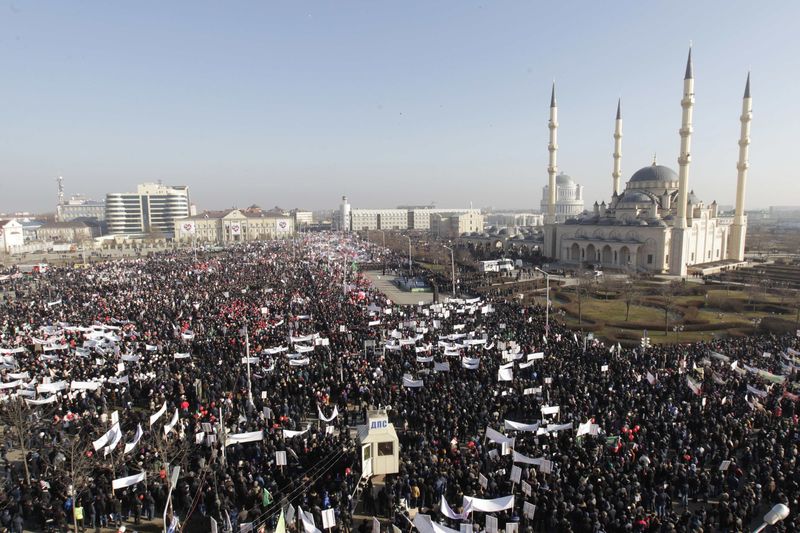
[618,191,655,205]
[556,173,575,186]
[629,164,678,184]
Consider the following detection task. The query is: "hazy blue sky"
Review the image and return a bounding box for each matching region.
[1,1,798,213]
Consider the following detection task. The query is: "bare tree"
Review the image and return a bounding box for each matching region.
[573,273,594,328]
[51,433,96,533]
[620,274,641,322]
[0,397,38,484]
[150,427,191,481]
[658,281,680,335]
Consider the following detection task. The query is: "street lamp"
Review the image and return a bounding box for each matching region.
[443,244,456,298]
[535,267,550,333]
[753,503,790,532]
[403,235,412,276]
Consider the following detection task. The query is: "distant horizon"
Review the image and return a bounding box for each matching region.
[2,1,798,214]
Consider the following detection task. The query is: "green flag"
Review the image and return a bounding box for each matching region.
[275,509,286,533]
[262,487,272,507]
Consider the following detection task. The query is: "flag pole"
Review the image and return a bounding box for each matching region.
[245,322,253,406]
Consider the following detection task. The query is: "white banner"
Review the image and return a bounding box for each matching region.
[37,381,68,394]
[112,471,146,490]
[284,426,310,439]
[70,381,101,391]
[317,405,339,422]
[150,401,167,427]
[103,423,123,456]
[298,507,320,533]
[25,395,57,405]
[225,430,263,446]
[485,427,515,445]
[512,450,543,465]
[440,495,470,521]
[93,423,120,451]
[124,424,144,454]
[402,375,424,388]
[504,420,539,432]
[462,495,514,513]
[164,409,179,436]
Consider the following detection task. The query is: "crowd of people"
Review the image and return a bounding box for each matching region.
[0,232,798,533]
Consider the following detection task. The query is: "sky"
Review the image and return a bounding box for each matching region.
[1,1,798,214]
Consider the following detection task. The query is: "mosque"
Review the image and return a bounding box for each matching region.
[542,49,751,276]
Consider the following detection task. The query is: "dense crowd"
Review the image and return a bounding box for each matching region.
[0,233,798,533]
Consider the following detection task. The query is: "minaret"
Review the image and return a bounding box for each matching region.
[730,73,752,261]
[675,48,695,229]
[546,82,558,224]
[612,99,623,196]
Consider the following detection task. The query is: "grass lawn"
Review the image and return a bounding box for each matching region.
[548,287,794,345]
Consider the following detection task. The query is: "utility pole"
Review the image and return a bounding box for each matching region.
[443,244,455,298]
[403,235,412,277]
[535,267,550,333]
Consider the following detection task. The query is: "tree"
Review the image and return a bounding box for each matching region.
[573,273,594,328]
[658,281,680,335]
[0,397,39,485]
[54,434,96,533]
[620,273,641,322]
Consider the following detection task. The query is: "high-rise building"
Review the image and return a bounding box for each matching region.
[106,183,190,236]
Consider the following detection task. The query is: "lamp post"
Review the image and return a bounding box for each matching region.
[443,244,456,298]
[403,235,412,276]
[535,267,550,333]
[376,230,386,274]
[673,324,684,343]
[752,503,790,532]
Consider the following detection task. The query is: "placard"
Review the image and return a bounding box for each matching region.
[485,516,498,533]
[479,473,488,489]
[276,451,287,466]
[505,522,518,533]
[523,502,536,519]
[510,465,521,483]
[321,508,336,529]
[521,481,532,496]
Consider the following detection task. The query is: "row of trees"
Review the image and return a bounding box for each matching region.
[0,397,191,532]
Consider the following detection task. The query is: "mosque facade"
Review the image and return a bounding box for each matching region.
[542,49,751,276]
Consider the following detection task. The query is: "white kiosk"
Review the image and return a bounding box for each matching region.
[357,410,400,476]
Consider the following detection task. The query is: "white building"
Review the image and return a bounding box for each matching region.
[57,195,106,222]
[430,211,485,239]
[0,219,24,254]
[338,197,481,232]
[106,183,190,236]
[540,173,584,222]
[543,50,751,275]
[174,209,294,244]
[291,209,313,229]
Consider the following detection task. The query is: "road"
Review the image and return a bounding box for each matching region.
[361,271,438,306]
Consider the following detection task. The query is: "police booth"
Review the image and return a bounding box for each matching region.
[357,410,400,476]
